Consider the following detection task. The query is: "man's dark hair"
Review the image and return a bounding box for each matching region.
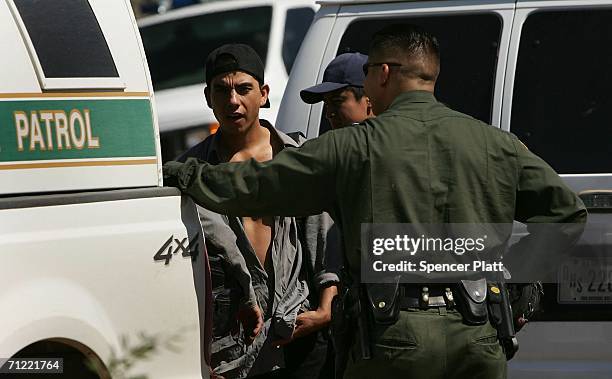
[369,24,440,82]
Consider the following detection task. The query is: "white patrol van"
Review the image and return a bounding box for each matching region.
[0,0,208,378]
[278,1,612,378]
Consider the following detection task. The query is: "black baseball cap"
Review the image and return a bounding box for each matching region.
[204,43,270,108]
[300,52,368,104]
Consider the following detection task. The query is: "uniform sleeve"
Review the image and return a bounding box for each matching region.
[514,138,587,224]
[164,134,338,217]
[507,138,587,281]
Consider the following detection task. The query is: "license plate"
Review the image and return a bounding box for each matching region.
[558,258,612,304]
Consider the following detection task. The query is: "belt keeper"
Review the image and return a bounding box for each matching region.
[421,286,429,307]
[445,287,455,307]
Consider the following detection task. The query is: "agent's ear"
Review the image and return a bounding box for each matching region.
[380,64,392,86]
[204,85,212,109]
[260,84,270,107]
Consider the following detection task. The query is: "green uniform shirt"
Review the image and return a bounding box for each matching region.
[165,90,587,276]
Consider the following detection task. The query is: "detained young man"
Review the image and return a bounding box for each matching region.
[176,44,338,379]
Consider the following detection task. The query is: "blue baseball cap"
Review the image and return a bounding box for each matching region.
[300,52,368,104]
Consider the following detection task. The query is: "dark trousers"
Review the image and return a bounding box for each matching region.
[343,308,506,379]
[249,328,334,379]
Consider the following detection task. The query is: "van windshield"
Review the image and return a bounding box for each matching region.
[141,6,272,91]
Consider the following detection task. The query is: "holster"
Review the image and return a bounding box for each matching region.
[331,285,373,362]
[486,281,519,360]
[330,288,353,376]
[486,282,503,327]
[455,278,488,325]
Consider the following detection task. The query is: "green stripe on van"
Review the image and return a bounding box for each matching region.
[0,99,156,161]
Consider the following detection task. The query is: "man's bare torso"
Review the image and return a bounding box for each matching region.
[222,125,281,268]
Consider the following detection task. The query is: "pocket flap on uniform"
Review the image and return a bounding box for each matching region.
[365,276,401,325]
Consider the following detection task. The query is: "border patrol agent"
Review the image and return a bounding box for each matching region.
[164,25,587,379]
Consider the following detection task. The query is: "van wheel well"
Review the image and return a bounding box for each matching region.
[10,338,110,379]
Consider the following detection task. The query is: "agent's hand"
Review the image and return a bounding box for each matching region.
[236,304,264,345]
[516,316,528,331]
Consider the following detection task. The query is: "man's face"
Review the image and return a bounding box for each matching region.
[323,88,370,129]
[205,71,269,134]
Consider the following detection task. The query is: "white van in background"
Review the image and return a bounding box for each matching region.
[138,0,317,161]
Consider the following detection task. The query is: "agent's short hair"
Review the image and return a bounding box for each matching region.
[369,24,440,81]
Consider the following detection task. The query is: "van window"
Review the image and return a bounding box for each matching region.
[11,0,118,78]
[282,7,315,74]
[141,6,273,91]
[322,14,501,135]
[510,9,612,174]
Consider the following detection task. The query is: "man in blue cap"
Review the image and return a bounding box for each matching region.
[300,52,374,378]
[301,53,374,130]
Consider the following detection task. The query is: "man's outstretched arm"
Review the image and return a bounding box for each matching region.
[163,134,338,217]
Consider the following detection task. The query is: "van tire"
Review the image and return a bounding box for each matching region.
[8,338,110,379]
